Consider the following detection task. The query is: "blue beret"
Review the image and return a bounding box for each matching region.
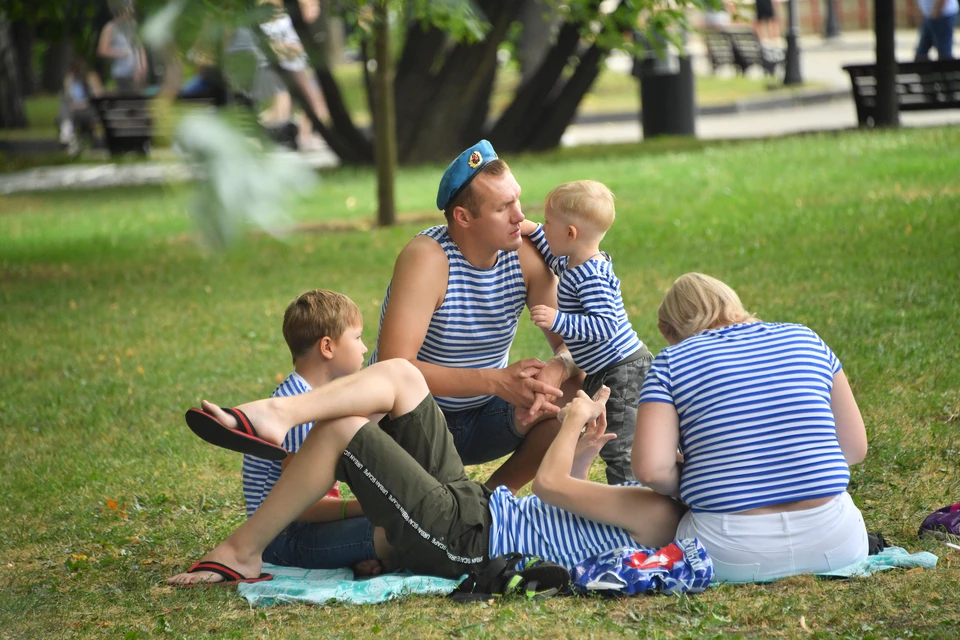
[436,140,499,211]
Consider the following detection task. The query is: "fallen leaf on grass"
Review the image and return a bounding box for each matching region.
[106,499,119,511]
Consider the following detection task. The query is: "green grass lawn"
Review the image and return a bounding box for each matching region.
[1,128,958,639]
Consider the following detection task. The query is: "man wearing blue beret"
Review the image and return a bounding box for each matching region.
[368,140,579,493]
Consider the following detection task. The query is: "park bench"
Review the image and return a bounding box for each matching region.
[703,27,785,77]
[703,30,737,74]
[92,93,300,157]
[91,94,225,157]
[90,94,155,157]
[842,59,960,127]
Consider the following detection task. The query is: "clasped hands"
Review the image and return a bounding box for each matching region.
[496,356,570,427]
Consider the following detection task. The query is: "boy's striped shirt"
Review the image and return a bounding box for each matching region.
[241,371,339,517]
[528,224,643,373]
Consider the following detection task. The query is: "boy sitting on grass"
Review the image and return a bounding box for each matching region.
[225,289,384,574]
[520,180,652,485]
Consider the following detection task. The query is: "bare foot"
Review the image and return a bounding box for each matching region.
[166,541,263,586]
[200,399,289,446]
[352,559,384,577]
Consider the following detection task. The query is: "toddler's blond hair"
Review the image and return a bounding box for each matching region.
[544,180,615,236]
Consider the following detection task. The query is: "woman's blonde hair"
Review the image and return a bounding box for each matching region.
[657,273,758,343]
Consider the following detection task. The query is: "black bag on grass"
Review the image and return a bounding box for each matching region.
[450,553,571,603]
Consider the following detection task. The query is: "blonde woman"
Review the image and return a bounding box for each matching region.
[633,273,869,583]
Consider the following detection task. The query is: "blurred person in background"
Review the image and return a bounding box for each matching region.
[914,0,958,60]
[58,54,104,155]
[97,0,148,93]
[258,0,329,150]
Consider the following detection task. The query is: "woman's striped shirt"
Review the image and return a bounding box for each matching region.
[241,371,339,517]
[487,485,643,570]
[369,225,526,412]
[527,224,643,374]
[638,322,850,513]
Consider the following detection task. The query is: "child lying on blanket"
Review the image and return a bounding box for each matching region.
[169,357,686,586]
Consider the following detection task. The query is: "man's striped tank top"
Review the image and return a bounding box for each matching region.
[369,225,526,412]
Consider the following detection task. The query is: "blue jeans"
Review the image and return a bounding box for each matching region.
[262,517,377,569]
[915,13,958,61]
[444,396,524,465]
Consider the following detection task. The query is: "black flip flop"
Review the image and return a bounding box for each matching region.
[177,560,273,588]
[185,407,287,461]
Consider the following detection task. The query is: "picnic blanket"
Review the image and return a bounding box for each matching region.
[817,546,938,578]
[237,546,938,607]
[236,564,462,607]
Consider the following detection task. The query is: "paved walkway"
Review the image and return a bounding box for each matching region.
[2,28,957,195]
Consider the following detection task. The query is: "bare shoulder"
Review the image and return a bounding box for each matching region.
[395,233,448,276]
[389,233,448,312]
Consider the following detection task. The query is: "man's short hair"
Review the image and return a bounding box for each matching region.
[544,180,616,235]
[282,289,362,364]
[443,159,511,222]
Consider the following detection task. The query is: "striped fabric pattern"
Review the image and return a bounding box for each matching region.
[527,225,643,374]
[241,371,338,518]
[369,225,526,412]
[638,322,849,513]
[487,485,643,570]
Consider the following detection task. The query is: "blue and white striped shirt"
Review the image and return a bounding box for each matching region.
[487,484,643,570]
[638,322,850,513]
[369,225,526,412]
[528,224,643,374]
[241,371,339,517]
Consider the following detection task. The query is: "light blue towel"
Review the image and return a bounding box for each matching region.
[817,546,938,578]
[237,564,463,607]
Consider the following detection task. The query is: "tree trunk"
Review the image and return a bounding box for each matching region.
[0,14,27,129]
[517,0,554,82]
[527,43,605,151]
[393,0,524,163]
[488,20,582,151]
[873,0,899,127]
[12,20,35,97]
[279,1,626,165]
[41,37,72,94]
[318,0,345,64]
[460,60,496,141]
[373,1,397,226]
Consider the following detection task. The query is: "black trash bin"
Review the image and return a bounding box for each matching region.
[632,40,696,138]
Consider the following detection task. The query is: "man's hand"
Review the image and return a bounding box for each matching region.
[517,354,575,426]
[492,358,564,411]
[530,304,558,330]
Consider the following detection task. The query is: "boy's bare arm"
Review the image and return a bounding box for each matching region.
[519,219,539,236]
